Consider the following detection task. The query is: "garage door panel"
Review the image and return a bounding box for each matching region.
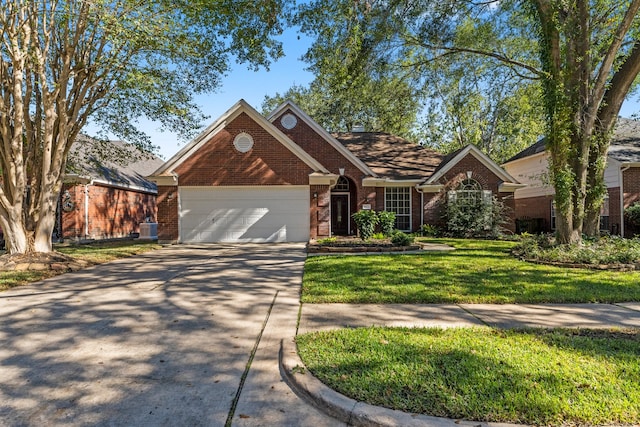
[179,187,309,243]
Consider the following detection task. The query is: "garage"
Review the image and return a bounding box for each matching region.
[179,186,310,243]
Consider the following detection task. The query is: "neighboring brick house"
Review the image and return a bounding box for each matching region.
[503,118,640,237]
[150,99,523,243]
[56,137,163,241]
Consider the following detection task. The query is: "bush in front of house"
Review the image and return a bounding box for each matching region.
[446,195,508,238]
[625,202,640,229]
[352,210,379,240]
[512,233,640,265]
[377,211,396,236]
[391,231,415,246]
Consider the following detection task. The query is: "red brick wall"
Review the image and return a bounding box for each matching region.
[174,112,312,186]
[623,167,640,237]
[61,183,156,240]
[514,195,554,232]
[60,184,87,238]
[156,185,179,242]
[513,189,623,235]
[274,110,372,235]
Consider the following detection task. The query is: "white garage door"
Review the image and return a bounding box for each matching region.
[179,186,310,243]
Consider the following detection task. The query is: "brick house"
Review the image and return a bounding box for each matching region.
[56,137,163,241]
[150,99,523,243]
[502,118,640,237]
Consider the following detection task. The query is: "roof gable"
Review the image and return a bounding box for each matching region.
[151,99,329,178]
[267,100,377,177]
[426,144,520,185]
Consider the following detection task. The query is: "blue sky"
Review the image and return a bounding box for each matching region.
[145,28,315,160]
[120,28,640,160]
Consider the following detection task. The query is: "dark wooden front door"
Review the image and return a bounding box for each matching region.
[331,194,349,235]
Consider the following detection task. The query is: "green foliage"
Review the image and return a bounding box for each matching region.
[261,77,420,138]
[446,195,508,238]
[352,210,379,240]
[513,234,640,265]
[390,231,414,246]
[419,224,441,237]
[377,211,396,237]
[625,202,640,228]
[371,232,386,240]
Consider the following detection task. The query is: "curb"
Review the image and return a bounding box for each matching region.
[279,338,523,427]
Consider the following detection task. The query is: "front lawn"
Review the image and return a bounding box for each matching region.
[302,238,640,303]
[0,240,161,291]
[296,327,640,426]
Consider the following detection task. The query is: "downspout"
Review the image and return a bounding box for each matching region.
[620,165,631,237]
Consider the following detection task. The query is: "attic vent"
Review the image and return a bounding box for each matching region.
[352,124,365,132]
[281,113,298,130]
[233,132,254,153]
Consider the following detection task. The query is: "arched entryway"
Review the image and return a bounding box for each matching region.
[331,176,356,235]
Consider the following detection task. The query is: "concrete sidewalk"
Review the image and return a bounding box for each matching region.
[287,302,640,426]
[298,302,640,334]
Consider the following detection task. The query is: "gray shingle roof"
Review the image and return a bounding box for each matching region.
[66,135,164,193]
[333,132,444,180]
[505,118,640,164]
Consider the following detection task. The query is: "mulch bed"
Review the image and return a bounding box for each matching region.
[0,252,90,272]
[307,237,421,254]
[523,258,640,271]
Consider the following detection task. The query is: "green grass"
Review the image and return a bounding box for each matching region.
[302,238,640,303]
[296,327,640,426]
[0,240,161,291]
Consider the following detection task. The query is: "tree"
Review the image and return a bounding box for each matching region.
[262,76,420,137]
[531,0,640,242]
[0,0,287,255]
[419,53,545,163]
[296,0,640,243]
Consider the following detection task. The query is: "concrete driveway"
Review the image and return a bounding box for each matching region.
[0,244,342,427]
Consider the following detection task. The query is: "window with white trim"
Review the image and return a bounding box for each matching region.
[385,187,411,231]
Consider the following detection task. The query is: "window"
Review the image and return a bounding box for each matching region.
[333,176,350,192]
[447,180,492,231]
[385,187,411,231]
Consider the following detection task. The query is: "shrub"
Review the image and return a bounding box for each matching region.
[625,202,640,228]
[512,234,640,265]
[391,231,415,246]
[420,224,441,237]
[377,211,396,236]
[352,210,379,240]
[316,237,337,245]
[446,195,509,238]
[371,232,386,240]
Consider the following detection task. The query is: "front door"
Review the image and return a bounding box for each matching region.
[331,194,349,235]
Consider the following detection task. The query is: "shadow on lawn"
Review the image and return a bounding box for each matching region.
[301,328,640,426]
